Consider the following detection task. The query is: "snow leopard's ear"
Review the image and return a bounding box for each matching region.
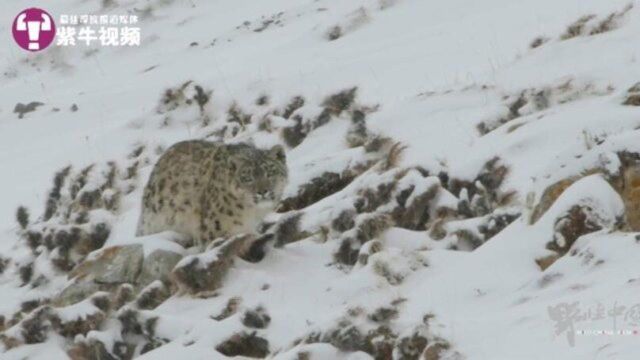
[268,145,286,162]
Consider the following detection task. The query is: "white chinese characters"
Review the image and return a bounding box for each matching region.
[56,14,141,47]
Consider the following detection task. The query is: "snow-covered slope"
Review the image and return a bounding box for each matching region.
[2,0,640,359]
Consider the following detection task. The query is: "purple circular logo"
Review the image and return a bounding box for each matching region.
[12,8,56,52]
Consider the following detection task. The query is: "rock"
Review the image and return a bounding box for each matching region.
[71,245,144,285]
[137,249,182,289]
[530,153,640,226]
[530,177,579,224]
[56,280,102,308]
[534,253,560,271]
[534,174,625,270]
[56,245,144,306]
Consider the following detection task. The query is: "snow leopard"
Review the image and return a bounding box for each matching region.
[136,140,287,248]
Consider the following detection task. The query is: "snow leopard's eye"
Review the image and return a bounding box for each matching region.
[239,167,253,183]
[264,163,278,177]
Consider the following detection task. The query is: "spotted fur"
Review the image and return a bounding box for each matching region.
[137,140,287,247]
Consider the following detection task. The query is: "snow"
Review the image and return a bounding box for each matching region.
[1,0,640,358]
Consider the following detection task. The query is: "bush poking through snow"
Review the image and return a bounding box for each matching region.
[561,14,597,40]
[280,171,362,212]
[18,263,33,286]
[357,240,383,266]
[0,257,9,275]
[13,101,44,119]
[547,205,603,255]
[242,307,271,329]
[44,166,72,221]
[273,213,309,247]
[216,331,270,358]
[558,4,633,41]
[422,339,452,360]
[332,209,357,232]
[297,309,453,360]
[255,94,269,106]
[623,82,640,106]
[193,85,211,113]
[346,109,369,148]
[477,80,614,135]
[391,178,439,231]
[282,88,359,148]
[336,238,361,266]
[68,339,122,360]
[355,213,393,244]
[158,80,192,113]
[172,234,253,295]
[136,281,170,310]
[368,306,398,323]
[15,206,29,230]
[394,329,429,360]
[529,36,549,49]
[212,297,242,321]
[372,259,405,285]
[282,96,305,119]
[282,115,307,148]
[50,299,107,338]
[227,102,252,127]
[1,306,55,348]
[323,88,358,116]
[157,81,213,123]
[326,26,342,41]
[380,142,407,171]
[113,284,135,310]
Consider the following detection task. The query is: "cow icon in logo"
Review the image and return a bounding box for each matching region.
[12,8,56,51]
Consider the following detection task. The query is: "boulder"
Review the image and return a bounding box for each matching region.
[71,245,144,285]
[56,245,144,306]
[530,153,640,230]
[532,175,625,270]
[137,249,182,290]
[530,177,578,224]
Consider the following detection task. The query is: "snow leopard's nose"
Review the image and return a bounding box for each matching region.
[256,189,273,200]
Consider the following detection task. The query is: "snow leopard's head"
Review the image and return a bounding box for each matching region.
[228,143,288,203]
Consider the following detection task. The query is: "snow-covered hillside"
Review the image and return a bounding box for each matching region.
[2,0,640,358]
